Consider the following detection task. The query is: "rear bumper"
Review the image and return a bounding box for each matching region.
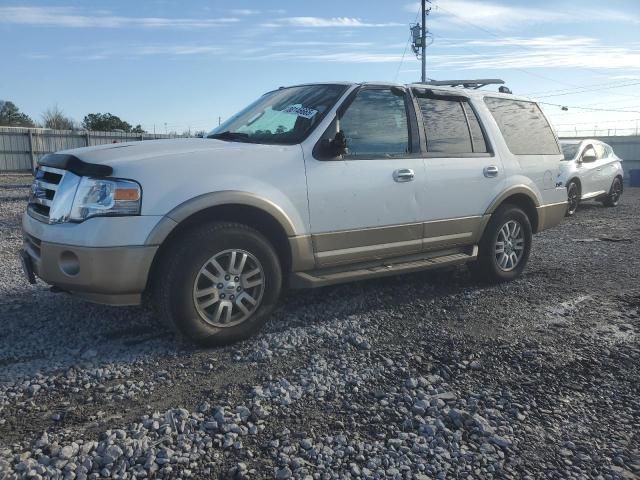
[536,201,567,233]
[22,233,156,306]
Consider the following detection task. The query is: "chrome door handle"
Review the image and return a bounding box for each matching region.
[483,165,499,178]
[393,168,415,182]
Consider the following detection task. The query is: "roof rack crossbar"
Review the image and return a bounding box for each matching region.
[419,79,505,89]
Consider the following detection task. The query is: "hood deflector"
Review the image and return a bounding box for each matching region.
[39,154,113,177]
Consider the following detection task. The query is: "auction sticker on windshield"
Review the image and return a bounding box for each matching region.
[282,105,318,119]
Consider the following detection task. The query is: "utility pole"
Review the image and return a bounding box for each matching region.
[411,0,431,83]
[421,0,427,83]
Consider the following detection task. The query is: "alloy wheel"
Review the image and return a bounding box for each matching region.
[495,220,525,272]
[192,249,265,327]
[610,179,622,204]
[567,183,579,215]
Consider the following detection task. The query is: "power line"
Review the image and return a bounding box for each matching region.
[394,33,412,82]
[535,81,640,99]
[431,3,580,89]
[431,1,640,104]
[435,37,582,88]
[551,117,640,127]
[538,101,640,114]
[524,78,640,97]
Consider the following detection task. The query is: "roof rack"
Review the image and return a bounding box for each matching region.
[420,79,505,89]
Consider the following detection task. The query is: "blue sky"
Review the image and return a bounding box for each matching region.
[1,0,639,135]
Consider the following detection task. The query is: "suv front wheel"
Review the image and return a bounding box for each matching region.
[154,222,282,346]
[471,204,532,283]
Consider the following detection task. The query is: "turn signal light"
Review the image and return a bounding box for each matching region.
[114,188,141,201]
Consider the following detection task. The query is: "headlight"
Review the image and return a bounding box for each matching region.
[69,177,141,221]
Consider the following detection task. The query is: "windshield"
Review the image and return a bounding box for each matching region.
[207,84,348,145]
[561,143,580,161]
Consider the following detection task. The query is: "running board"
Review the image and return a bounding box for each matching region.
[290,246,477,289]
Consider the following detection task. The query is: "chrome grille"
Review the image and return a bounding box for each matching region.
[28,166,65,222]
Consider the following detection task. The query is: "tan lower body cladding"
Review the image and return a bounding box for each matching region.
[310,216,489,267]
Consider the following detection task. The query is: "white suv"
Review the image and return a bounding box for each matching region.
[21,81,567,345]
[559,139,624,215]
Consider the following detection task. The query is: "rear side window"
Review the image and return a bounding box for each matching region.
[484,97,560,155]
[415,96,488,154]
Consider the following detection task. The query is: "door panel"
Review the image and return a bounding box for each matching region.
[414,94,503,230]
[594,145,615,192]
[305,158,426,266]
[578,145,601,197]
[304,87,427,267]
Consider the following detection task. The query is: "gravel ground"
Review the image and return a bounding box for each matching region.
[0,173,638,480]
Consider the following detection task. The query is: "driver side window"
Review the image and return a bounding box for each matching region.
[594,144,607,159]
[339,88,410,158]
[582,145,597,161]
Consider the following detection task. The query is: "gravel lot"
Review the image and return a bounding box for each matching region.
[1,173,638,479]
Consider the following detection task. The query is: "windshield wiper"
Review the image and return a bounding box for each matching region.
[207,131,254,142]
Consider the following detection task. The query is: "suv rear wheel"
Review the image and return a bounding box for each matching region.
[154,222,282,346]
[471,204,532,283]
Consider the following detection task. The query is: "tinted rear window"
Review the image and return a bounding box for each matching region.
[416,96,488,154]
[484,97,560,155]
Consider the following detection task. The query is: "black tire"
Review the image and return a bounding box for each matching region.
[602,177,623,207]
[566,181,580,216]
[153,222,282,346]
[471,204,532,283]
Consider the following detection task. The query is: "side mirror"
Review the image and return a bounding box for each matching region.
[581,148,597,163]
[316,131,348,159]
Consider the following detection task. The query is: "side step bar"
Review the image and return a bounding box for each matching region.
[290,246,478,289]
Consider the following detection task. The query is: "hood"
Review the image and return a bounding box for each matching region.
[58,138,268,168]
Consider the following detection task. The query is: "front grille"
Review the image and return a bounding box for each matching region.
[28,166,65,221]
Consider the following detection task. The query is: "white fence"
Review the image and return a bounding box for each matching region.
[0,127,181,172]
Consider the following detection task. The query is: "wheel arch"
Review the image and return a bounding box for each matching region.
[567,177,582,194]
[144,192,305,292]
[485,186,540,233]
[614,174,624,192]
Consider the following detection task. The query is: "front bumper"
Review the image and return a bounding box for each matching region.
[22,213,158,306]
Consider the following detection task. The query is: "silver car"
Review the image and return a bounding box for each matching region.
[559,139,624,216]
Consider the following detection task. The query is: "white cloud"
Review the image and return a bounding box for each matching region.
[249,34,640,70]
[465,35,597,48]
[133,45,225,56]
[0,6,239,28]
[264,17,402,28]
[230,9,261,15]
[404,0,638,29]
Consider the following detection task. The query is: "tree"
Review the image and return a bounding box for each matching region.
[131,124,146,134]
[0,100,36,127]
[82,113,132,132]
[42,105,74,130]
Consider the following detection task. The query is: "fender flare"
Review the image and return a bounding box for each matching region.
[484,184,541,215]
[145,190,297,246]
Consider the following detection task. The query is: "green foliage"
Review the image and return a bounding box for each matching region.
[82,113,133,132]
[0,100,36,127]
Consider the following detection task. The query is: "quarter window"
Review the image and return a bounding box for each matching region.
[484,97,560,155]
[415,96,488,154]
[339,88,410,157]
